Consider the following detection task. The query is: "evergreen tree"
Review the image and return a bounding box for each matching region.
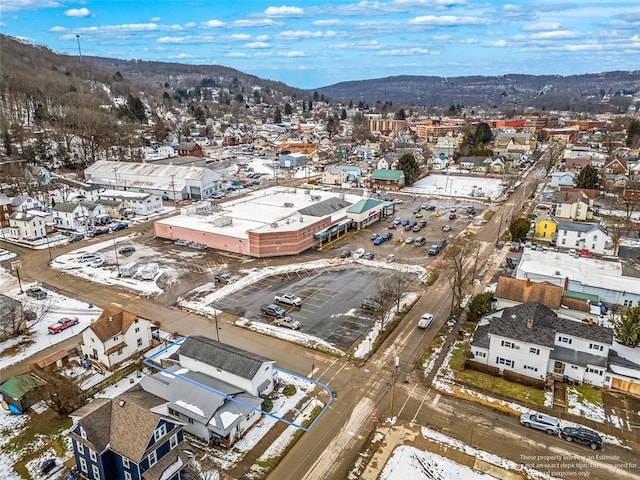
[397,153,420,185]
[340,109,347,120]
[284,103,293,115]
[626,119,640,149]
[576,165,599,189]
[509,217,530,242]
[615,306,640,346]
[273,107,282,124]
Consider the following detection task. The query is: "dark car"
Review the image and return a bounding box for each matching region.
[41,458,56,474]
[260,303,287,318]
[363,252,375,260]
[382,232,393,241]
[68,233,85,244]
[92,227,110,236]
[111,222,128,232]
[361,295,382,311]
[118,246,136,256]
[560,426,603,450]
[214,273,237,284]
[426,205,436,211]
[340,250,352,258]
[26,287,48,299]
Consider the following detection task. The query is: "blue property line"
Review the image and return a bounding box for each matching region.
[144,337,334,432]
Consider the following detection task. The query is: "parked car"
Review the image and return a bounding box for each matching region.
[174,239,190,246]
[274,292,302,307]
[388,223,396,229]
[90,257,105,268]
[79,253,100,263]
[48,317,79,335]
[373,236,385,245]
[382,232,393,241]
[412,224,421,232]
[92,227,110,236]
[68,233,85,244]
[260,304,287,318]
[273,316,301,330]
[442,225,452,232]
[404,236,414,244]
[428,245,440,256]
[413,207,421,214]
[414,237,426,246]
[40,459,57,475]
[371,233,380,241]
[363,252,375,260]
[425,205,436,211]
[111,223,129,232]
[26,287,47,299]
[448,213,457,220]
[506,257,519,269]
[415,212,424,218]
[436,239,447,249]
[519,413,561,435]
[418,313,433,329]
[559,426,603,449]
[353,248,366,258]
[509,241,522,252]
[385,253,396,263]
[449,206,457,212]
[340,250,352,258]
[214,273,237,284]
[446,316,457,327]
[118,246,136,256]
[361,295,382,311]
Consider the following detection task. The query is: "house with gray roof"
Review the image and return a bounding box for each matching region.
[51,201,107,232]
[470,302,613,386]
[554,221,612,255]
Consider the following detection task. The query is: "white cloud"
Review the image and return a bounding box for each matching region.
[157,35,216,44]
[245,41,270,49]
[280,51,306,57]
[408,15,491,26]
[65,7,91,18]
[201,19,225,28]
[168,53,193,59]
[484,40,508,47]
[49,26,66,32]
[333,40,382,50]
[232,19,278,27]
[264,6,304,17]
[150,17,161,22]
[229,33,252,41]
[224,52,249,58]
[523,21,562,31]
[255,35,270,41]
[312,19,343,26]
[530,30,578,40]
[184,22,196,28]
[75,23,159,34]
[459,38,479,44]
[432,35,452,41]
[277,30,334,40]
[0,0,59,12]
[377,47,433,56]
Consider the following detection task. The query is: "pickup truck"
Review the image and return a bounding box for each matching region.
[273,316,301,330]
[274,293,302,306]
[48,317,79,334]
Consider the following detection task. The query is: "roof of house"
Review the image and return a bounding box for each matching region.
[0,193,11,205]
[89,306,140,342]
[297,196,352,217]
[11,194,31,207]
[70,388,169,462]
[0,373,47,400]
[458,156,490,166]
[556,191,588,205]
[52,201,100,213]
[551,345,608,368]
[175,142,199,150]
[347,198,384,214]
[485,303,613,348]
[558,187,598,199]
[557,221,607,234]
[178,336,273,380]
[371,169,404,181]
[495,278,563,309]
[551,171,575,178]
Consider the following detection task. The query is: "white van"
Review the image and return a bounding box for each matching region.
[120,262,138,277]
[414,236,426,246]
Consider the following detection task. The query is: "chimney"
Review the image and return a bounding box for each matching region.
[564,191,569,201]
[527,318,534,329]
[526,278,531,287]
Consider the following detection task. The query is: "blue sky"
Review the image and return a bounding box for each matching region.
[1,1,639,89]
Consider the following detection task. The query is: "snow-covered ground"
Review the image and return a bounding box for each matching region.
[379,445,496,480]
[0,267,102,371]
[403,173,505,201]
[50,233,182,297]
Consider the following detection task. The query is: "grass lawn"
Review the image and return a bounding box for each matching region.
[572,384,604,406]
[449,343,546,407]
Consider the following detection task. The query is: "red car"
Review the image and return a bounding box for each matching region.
[388,223,396,229]
[48,317,79,334]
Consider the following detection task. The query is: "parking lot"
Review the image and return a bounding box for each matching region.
[215,262,421,348]
[333,196,485,263]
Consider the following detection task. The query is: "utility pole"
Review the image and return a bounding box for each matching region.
[76,35,83,62]
[495,213,504,248]
[170,174,177,204]
[112,231,121,276]
[390,354,399,419]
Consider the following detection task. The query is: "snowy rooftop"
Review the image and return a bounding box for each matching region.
[157,187,364,239]
[517,250,640,294]
[98,189,153,200]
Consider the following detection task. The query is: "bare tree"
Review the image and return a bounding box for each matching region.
[377,268,415,314]
[0,296,25,341]
[32,367,83,414]
[542,142,564,177]
[442,240,477,316]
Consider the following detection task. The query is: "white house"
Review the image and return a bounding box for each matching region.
[177,336,276,397]
[549,171,575,188]
[11,195,40,213]
[80,306,154,370]
[51,201,107,232]
[376,158,390,170]
[97,189,162,216]
[471,303,613,386]
[8,210,51,240]
[322,167,348,186]
[555,221,612,255]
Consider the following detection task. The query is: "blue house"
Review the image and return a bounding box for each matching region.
[68,388,190,480]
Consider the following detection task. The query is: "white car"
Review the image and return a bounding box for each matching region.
[418,313,433,328]
[353,248,366,258]
[385,254,396,263]
[274,292,302,307]
[90,257,105,268]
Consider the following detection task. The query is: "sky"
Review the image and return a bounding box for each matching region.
[1,1,639,89]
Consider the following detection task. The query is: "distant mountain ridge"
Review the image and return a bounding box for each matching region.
[316,72,640,112]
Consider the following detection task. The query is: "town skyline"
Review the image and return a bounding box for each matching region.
[1,0,639,89]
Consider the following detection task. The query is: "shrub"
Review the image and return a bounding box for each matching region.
[262,398,273,412]
[282,384,297,397]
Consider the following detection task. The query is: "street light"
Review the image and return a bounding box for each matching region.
[112,231,121,277]
[113,167,119,191]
